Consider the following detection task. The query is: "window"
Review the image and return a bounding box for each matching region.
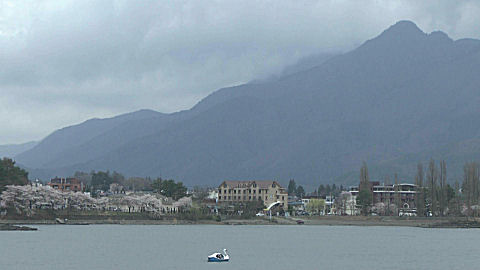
[253,190,256,194]
[234,190,236,194]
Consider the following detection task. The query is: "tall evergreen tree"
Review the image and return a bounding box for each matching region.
[357,162,373,215]
[112,171,125,184]
[325,184,331,195]
[0,158,29,192]
[91,171,113,192]
[155,179,187,200]
[287,179,297,195]
[296,185,305,198]
[151,177,163,193]
[318,184,325,196]
[332,184,337,196]
[359,162,370,189]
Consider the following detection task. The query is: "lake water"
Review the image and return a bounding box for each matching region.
[1,225,478,270]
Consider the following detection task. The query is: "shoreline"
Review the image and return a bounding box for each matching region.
[2,216,479,228]
[0,224,38,231]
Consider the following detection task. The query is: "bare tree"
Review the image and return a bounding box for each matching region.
[384,175,391,216]
[452,179,461,216]
[427,159,438,216]
[394,173,401,216]
[462,162,479,217]
[415,163,425,217]
[439,160,447,216]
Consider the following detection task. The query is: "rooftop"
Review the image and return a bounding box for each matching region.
[219,180,285,190]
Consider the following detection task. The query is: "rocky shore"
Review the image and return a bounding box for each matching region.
[0,224,37,231]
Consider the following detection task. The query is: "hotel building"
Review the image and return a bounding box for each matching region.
[217,180,288,211]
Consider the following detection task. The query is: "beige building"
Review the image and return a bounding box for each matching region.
[217,180,288,211]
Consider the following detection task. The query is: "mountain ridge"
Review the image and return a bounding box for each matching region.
[15,21,480,187]
[0,141,38,159]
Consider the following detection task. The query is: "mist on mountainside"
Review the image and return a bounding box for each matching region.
[14,21,480,187]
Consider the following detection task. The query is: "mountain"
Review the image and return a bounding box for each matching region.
[15,21,480,187]
[15,109,165,168]
[251,52,337,83]
[0,141,37,159]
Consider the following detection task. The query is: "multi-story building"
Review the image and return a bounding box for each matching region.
[217,180,288,211]
[350,182,417,210]
[48,177,83,192]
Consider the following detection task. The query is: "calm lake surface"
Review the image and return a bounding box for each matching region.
[1,224,478,270]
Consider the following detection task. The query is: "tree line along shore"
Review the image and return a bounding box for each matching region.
[3,157,480,228]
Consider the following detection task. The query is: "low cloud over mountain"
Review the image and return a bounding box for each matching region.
[15,21,480,186]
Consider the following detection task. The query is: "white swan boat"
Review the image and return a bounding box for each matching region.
[207,249,229,262]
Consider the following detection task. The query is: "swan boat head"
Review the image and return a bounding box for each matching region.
[207,249,229,262]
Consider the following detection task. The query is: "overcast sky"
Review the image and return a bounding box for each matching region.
[0,0,479,144]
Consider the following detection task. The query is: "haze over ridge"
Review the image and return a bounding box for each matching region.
[2,1,479,144]
[12,21,480,187]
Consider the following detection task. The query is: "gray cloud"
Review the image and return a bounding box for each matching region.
[0,0,479,143]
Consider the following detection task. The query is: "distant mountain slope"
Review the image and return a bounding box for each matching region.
[0,141,37,159]
[251,52,337,83]
[16,21,480,187]
[15,109,165,168]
